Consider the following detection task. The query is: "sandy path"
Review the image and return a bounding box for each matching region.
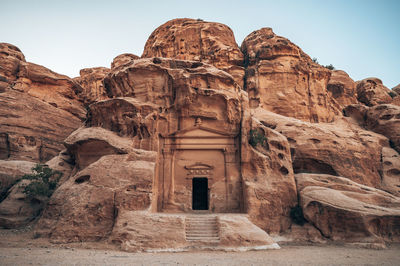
[1,245,400,266]
[0,229,399,265]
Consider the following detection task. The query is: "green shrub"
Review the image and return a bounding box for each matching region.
[290,205,306,225]
[324,64,335,70]
[388,91,397,99]
[21,164,62,198]
[249,129,268,149]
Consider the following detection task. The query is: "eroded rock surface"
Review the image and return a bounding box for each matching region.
[142,18,244,87]
[103,57,242,137]
[86,98,161,151]
[111,53,139,70]
[0,43,84,162]
[2,19,400,248]
[327,70,357,108]
[74,67,110,104]
[364,104,400,153]
[0,160,35,201]
[241,104,297,234]
[356,78,392,106]
[296,173,400,243]
[0,180,45,228]
[241,28,341,122]
[0,90,82,162]
[253,108,388,188]
[35,153,156,243]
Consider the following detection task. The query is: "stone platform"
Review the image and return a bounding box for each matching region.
[109,211,280,252]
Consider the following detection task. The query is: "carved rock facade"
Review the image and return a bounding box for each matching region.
[0,19,399,250]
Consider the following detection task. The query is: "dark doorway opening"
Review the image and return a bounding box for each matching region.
[192,178,208,210]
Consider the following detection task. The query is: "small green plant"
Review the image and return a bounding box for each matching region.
[290,205,306,225]
[21,164,62,198]
[312,57,335,70]
[249,129,268,149]
[388,91,397,99]
[323,64,335,70]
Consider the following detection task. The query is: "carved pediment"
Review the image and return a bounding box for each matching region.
[165,125,236,138]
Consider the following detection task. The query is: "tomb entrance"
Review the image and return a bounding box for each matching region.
[157,123,243,213]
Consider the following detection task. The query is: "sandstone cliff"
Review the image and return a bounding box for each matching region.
[0,18,399,250]
[0,43,84,162]
[241,28,341,123]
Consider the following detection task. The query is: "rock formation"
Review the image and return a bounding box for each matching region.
[0,18,399,250]
[0,160,36,201]
[296,173,400,243]
[241,28,341,122]
[327,70,357,108]
[142,18,245,88]
[356,78,392,106]
[111,53,139,70]
[0,43,84,162]
[74,67,110,104]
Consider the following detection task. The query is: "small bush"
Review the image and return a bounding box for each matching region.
[312,57,319,64]
[388,91,397,99]
[249,129,268,149]
[290,205,306,225]
[324,64,335,70]
[21,164,62,198]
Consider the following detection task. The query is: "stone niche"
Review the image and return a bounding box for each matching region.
[156,120,243,213]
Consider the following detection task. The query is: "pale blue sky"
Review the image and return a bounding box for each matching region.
[2,0,399,88]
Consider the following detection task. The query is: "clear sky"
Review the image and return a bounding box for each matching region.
[2,0,399,88]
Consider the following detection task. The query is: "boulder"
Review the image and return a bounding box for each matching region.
[74,67,110,104]
[327,70,357,108]
[0,179,45,228]
[296,173,400,243]
[241,28,341,122]
[0,160,35,201]
[253,108,388,188]
[111,53,139,70]
[356,78,392,106]
[35,153,156,243]
[0,89,82,162]
[64,126,155,170]
[364,104,400,153]
[45,150,75,185]
[142,18,244,87]
[109,211,187,252]
[241,104,297,234]
[342,103,369,124]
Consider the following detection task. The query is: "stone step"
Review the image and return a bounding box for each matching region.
[185,215,220,243]
[186,222,218,225]
[186,228,218,231]
[186,237,220,241]
[185,219,217,222]
[186,225,217,229]
[186,229,218,232]
[186,234,219,238]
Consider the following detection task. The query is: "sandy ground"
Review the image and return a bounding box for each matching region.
[0,228,399,266]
